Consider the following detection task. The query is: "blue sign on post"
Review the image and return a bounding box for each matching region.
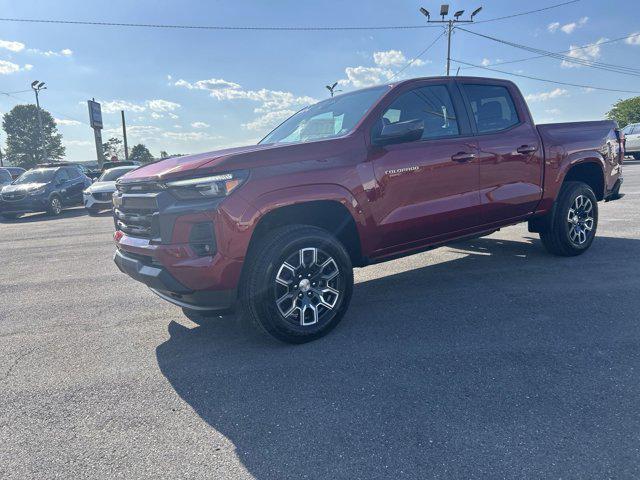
[87,100,103,129]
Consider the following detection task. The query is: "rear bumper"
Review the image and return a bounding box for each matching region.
[113,248,236,311]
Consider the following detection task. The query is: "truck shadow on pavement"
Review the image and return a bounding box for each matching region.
[156,235,640,479]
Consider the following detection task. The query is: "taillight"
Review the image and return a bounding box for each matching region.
[188,222,216,257]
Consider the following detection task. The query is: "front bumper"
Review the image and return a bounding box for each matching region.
[0,195,49,214]
[113,248,236,311]
[84,192,113,210]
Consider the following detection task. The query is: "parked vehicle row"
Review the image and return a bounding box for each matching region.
[0,162,140,219]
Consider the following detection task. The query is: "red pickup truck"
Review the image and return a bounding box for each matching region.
[113,76,624,343]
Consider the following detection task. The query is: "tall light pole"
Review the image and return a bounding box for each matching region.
[30,80,48,161]
[420,5,482,76]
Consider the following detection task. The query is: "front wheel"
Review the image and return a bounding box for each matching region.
[240,225,354,344]
[47,195,63,216]
[540,181,598,256]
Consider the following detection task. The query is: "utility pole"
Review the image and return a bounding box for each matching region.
[30,80,48,161]
[121,110,129,160]
[419,5,482,76]
[325,82,341,97]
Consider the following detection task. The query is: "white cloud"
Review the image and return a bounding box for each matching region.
[175,77,315,129]
[373,50,406,67]
[65,139,93,147]
[549,17,588,35]
[150,112,164,119]
[146,99,180,112]
[168,113,179,119]
[0,60,31,75]
[101,100,147,114]
[191,121,210,129]
[0,39,25,52]
[525,88,569,102]
[561,38,606,68]
[162,131,220,142]
[339,66,394,88]
[242,110,295,131]
[28,47,74,57]
[625,33,640,46]
[481,58,491,67]
[55,118,82,126]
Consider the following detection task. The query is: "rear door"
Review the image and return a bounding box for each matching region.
[367,80,482,250]
[459,82,544,224]
[64,167,85,204]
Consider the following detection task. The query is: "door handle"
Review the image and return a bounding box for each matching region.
[516,145,538,155]
[451,152,476,162]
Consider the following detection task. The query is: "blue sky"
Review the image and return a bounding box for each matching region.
[1,0,639,162]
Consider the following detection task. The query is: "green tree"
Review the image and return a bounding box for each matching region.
[129,143,154,163]
[102,137,124,160]
[160,150,169,159]
[606,97,640,128]
[2,104,65,168]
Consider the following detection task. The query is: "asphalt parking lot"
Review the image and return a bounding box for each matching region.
[1,162,639,480]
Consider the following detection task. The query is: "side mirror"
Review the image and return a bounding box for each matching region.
[373,119,424,146]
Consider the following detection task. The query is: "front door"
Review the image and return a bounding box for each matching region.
[367,83,482,251]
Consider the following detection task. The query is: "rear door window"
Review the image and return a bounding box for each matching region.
[462,84,520,134]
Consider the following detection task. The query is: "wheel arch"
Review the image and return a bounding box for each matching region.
[561,156,606,200]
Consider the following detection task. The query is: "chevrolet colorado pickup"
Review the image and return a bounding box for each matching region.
[113,76,624,343]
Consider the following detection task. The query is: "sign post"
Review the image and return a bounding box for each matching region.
[87,99,105,169]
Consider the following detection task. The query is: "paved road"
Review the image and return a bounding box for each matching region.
[2,163,640,479]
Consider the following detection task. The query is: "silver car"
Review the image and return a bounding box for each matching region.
[83,165,137,214]
[622,123,640,160]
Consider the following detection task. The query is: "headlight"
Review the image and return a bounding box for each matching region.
[164,171,248,200]
[28,186,46,196]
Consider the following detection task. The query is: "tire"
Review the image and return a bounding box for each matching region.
[47,195,63,216]
[1,213,20,220]
[87,207,100,216]
[539,181,598,256]
[181,307,222,323]
[239,225,354,344]
[632,152,640,160]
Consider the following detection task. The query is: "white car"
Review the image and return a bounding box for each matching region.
[622,123,640,160]
[83,165,137,214]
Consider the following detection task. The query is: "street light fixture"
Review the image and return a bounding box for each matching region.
[30,79,48,162]
[418,4,482,76]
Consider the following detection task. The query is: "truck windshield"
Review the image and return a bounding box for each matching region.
[13,168,56,184]
[259,86,390,145]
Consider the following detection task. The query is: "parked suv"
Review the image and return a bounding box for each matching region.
[622,123,640,159]
[83,165,138,214]
[0,164,91,219]
[113,77,624,343]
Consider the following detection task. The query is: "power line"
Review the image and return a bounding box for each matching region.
[457,32,640,71]
[1,89,32,95]
[457,28,640,77]
[0,17,444,31]
[0,2,581,32]
[450,59,640,94]
[389,30,447,80]
[472,0,582,24]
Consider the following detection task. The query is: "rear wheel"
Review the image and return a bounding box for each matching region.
[240,225,353,344]
[87,207,101,216]
[47,195,63,216]
[539,181,598,256]
[632,152,640,160]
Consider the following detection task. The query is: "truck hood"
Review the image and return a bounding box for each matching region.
[118,136,361,183]
[120,144,280,182]
[1,182,46,194]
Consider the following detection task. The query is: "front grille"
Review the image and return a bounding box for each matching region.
[2,192,26,202]
[113,194,159,239]
[117,181,164,194]
[93,192,113,202]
